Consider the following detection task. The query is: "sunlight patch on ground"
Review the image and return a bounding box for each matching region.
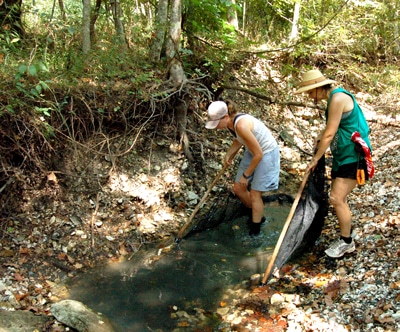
[108,171,161,206]
[107,169,179,234]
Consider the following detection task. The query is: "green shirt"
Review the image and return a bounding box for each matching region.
[326,87,372,171]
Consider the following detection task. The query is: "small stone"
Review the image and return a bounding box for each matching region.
[216,307,229,316]
[271,293,285,305]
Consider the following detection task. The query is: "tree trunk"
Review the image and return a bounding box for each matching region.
[165,0,181,60]
[90,0,102,44]
[242,0,246,35]
[149,0,168,63]
[82,0,91,54]
[58,0,66,21]
[289,2,300,41]
[0,0,24,36]
[150,0,192,160]
[227,0,239,30]
[395,9,400,55]
[166,0,192,160]
[110,0,127,47]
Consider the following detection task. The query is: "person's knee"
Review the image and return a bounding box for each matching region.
[329,193,341,207]
[249,191,264,209]
[249,190,262,200]
[232,182,242,196]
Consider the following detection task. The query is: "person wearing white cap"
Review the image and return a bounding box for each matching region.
[294,69,373,258]
[205,100,280,236]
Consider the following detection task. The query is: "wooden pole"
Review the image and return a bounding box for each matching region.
[261,171,310,285]
[175,164,229,241]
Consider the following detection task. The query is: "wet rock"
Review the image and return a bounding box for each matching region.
[50,299,115,332]
[217,307,230,316]
[250,273,261,286]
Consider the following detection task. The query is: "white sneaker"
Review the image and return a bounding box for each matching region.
[325,238,356,258]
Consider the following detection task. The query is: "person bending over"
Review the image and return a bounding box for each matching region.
[205,100,280,236]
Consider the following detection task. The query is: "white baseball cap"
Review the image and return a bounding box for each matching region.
[205,101,228,129]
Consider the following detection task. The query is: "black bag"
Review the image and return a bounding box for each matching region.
[354,141,365,157]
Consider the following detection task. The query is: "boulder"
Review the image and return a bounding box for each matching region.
[50,300,115,332]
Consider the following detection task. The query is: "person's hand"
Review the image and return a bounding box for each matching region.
[224,154,233,166]
[239,175,249,186]
[313,138,320,150]
[306,157,319,173]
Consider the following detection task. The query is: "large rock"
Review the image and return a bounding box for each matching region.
[0,309,50,332]
[50,300,115,332]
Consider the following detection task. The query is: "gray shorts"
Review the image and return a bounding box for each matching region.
[235,146,280,192]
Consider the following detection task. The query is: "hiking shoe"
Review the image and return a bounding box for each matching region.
[325,239,356,258]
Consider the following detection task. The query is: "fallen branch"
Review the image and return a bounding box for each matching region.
[221,83,324,110]
[0,177,14,194]
[90,193,100,249]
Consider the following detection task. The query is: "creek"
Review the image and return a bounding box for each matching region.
[67,200,291,331]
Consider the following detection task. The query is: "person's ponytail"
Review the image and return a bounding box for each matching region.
[225,99,239,115]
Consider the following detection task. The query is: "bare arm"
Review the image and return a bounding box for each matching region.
[235,117,263,177]
[307,93,353,172]
[225,139,243,165]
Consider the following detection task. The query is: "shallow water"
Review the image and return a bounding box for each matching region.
[67,201,290,331]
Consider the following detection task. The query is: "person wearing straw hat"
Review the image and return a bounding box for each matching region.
[205,99,280,236]
[294,69,373,258]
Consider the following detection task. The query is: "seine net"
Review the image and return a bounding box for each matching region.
[185,156,327,280]
[270,156,328,276]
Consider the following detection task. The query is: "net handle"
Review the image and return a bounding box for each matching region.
[175,163,229,241]
[261,170,311,285]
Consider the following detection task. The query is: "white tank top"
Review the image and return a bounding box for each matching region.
[233,114,277,154]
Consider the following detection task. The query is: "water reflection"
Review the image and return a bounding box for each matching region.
[68,201,290,331]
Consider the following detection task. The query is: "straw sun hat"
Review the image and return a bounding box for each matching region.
[294,69,336,94]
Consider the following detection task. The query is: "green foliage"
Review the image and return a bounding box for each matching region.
[183,0,240,41]
[238,0,294,42]
[0,0,397,81]
[14,62,51,101]
[131,71,160,86]
[292,0,398,63]
[0,0,399,109]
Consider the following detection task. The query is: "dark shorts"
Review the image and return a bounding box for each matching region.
[331,159,369,180]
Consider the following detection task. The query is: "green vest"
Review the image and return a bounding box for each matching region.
[326,88,372,171]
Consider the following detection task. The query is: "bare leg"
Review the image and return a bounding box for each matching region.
[233,182,251,208]
[250,189,264,223]
[329,177,357,237]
